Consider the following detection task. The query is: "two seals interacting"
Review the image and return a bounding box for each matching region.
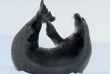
[11,0,92,74]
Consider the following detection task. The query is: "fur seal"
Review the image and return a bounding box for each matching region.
[11,0,92,74]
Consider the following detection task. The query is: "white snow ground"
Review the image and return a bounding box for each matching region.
[0,35,110,74]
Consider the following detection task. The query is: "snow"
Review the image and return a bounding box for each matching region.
[0,35,110,74]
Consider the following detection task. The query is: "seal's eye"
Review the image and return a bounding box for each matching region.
[76,19,80,24]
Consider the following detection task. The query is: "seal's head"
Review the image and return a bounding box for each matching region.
[74,13,87,34]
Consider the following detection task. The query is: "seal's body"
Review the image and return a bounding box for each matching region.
[11,0,92,74]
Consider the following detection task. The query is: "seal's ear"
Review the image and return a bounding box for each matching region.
[82,17,87,24]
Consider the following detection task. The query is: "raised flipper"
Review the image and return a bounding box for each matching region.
[38,0,55,23]
[46,22,64,46]
[38,0,61,46]
[27,0,55,44]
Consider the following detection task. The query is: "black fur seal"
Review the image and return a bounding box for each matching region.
[11,0,92,74]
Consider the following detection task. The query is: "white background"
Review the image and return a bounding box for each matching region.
[0,0,110,43]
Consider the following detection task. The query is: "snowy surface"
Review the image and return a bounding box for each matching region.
[0,35,110,74]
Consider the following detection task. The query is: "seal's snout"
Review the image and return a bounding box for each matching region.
[74,13,81,19]
[74,13,82,24]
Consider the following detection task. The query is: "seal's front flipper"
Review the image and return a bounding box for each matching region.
[46,22,64,46]
[42,11,55,23]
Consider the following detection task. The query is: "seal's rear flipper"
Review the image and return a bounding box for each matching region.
[39,0,47,14]
[41,0,44,5]
[39,0,55,22]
